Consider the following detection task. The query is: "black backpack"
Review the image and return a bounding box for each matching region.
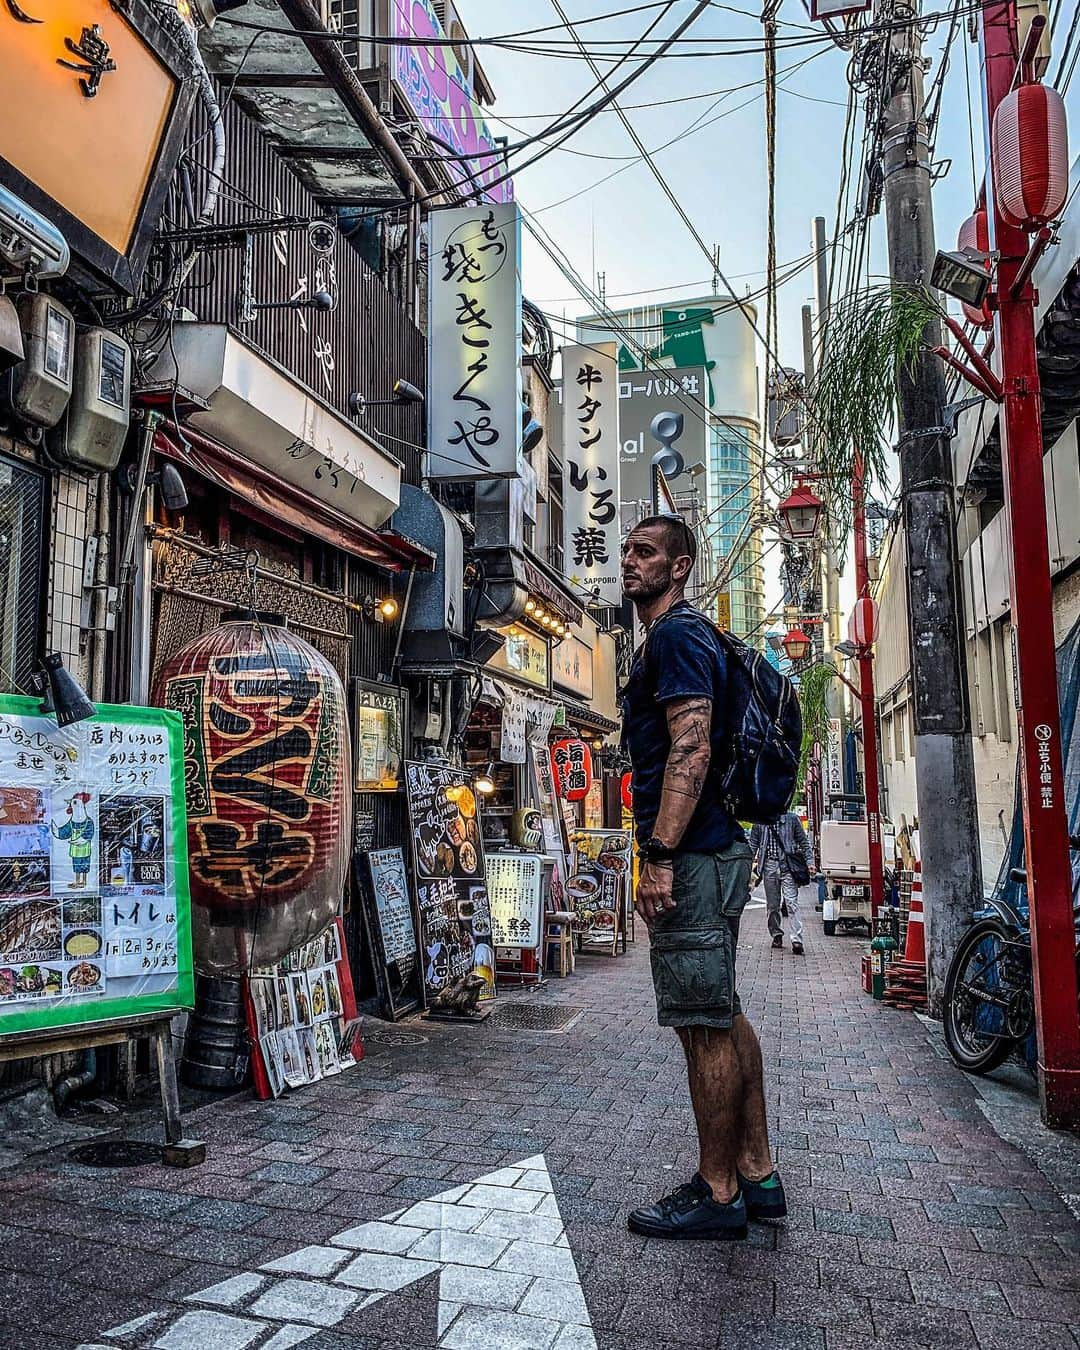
[642,607,802,825]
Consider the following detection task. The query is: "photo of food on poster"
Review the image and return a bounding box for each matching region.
[0,697,193,1038]
[405,763,495,1000]
[567,829,633,949]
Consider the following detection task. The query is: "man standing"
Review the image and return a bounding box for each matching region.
[620,516,786,1241]
[750,812,814,954]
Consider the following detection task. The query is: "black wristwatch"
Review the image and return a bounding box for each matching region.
[639,836,675,865]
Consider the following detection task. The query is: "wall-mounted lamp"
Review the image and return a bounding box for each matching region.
[121,460,188,514]
[348,379,424,419]
[30,654,95,727]
[474,764,496,796]
[522,404,544,453]
[362,594,399,623]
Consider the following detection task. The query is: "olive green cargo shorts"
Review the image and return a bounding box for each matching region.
[648,840,754,1029]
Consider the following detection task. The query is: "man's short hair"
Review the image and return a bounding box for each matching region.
[631,514,698,570]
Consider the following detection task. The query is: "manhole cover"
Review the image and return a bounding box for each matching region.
[486,1003,585,1033]
[364,1029,429,1046]
[69,1139,163,1168]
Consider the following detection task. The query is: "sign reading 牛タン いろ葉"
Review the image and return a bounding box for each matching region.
[562,342,622,606]
[0,696,193,1038]
[427,203,522,481]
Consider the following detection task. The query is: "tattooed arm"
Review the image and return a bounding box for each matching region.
[635,697,712,923]
[653,697,713,850]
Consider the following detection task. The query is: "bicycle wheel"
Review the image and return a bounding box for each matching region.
[943,918,1031,1074]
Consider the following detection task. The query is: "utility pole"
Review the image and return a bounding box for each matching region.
[979,2,1080,1126]
[877,0,983,1011]
[812,216,841,659]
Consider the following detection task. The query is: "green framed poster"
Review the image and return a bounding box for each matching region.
[0,694,194,1037]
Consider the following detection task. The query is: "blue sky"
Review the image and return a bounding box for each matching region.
[461,0,985,376]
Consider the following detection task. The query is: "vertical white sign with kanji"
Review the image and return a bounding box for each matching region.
[427,203,522,480]
[562,342,621,605]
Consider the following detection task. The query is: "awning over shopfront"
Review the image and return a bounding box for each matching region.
[148,323,403,529]
[153,423,433,575]
[557,696,619,736]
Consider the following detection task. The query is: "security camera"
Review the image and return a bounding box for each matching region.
[308,220,338,257]
[0,185,69,284]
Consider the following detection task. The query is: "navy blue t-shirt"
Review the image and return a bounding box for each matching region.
[621,602,743,854]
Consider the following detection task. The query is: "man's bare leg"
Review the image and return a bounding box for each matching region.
[675,1026,743,1202]
[730,1012,774,1181]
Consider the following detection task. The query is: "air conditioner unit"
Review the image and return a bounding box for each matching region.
[434,1,474,87]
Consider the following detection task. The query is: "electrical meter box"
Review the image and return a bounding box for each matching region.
[58,328,132,471]
[5,293,74,427]
[820,821,870,880]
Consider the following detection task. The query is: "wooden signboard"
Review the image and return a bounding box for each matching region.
[404,763,495,1003]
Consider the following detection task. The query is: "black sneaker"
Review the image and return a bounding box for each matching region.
[771,934,784,949]
[738,1169,788,1220]
[627,1174,747,1240]
[791,941,804,955]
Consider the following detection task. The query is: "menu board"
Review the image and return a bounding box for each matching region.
[405,762,495,1002]
[0,696,193,1037]
[568,829,633,954]
[487,853,544,950]
[369,848,417,966]
[353,681,406,792]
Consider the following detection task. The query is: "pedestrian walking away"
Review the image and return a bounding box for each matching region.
[750,811,814,954]
[619,516,787,1241]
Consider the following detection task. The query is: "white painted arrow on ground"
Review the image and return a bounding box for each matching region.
[81,1155,596,1350]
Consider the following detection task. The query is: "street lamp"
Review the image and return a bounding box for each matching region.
[781,627,812,662]
[777,481,824,543]
[930,249,992,309]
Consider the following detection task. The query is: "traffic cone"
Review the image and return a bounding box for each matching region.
[903,860,926,965]
[883,859,927,1010]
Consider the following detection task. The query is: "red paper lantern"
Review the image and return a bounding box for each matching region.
[992,84,1069,231]
[153,613,350,975]
[848,595,879,648]
[957,209,993,329]
[620,771,633,814]
[550,738,593,802]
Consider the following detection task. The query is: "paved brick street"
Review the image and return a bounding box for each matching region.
[3,908,1079,1350]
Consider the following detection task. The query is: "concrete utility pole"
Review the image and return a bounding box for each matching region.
[877,0,983,1010]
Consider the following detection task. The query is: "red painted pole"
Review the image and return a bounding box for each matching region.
[980,0,1080,1126]
[853,453,886,917]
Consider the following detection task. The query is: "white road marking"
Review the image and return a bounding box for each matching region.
[86,1155,596,1350]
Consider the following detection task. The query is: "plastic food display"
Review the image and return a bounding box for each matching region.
[152,614,350,975]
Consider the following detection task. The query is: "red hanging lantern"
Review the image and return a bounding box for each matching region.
[848,595,879,648]
[777,481,824,542]
[620,771,633,814]
[781,627,811,663]
[152,612,350,975]
[550,738,593,802]
[992,83,1069,231]
[957,209,993,329]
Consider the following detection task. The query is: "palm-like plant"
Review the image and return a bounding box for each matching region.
[795,661,839,795]
[810,283,942,534]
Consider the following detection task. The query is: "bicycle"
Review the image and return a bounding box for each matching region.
[943,836,1080,1075]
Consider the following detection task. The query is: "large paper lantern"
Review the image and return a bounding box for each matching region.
[848,595,879,648]
[957,209,993,329]
[550,738,593,802]
[152,612,350,975]
[992,84,1069,231]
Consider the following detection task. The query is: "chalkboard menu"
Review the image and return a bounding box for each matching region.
[404,763,495,1002]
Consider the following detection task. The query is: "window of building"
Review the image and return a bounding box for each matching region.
[547,455,564,573]
[0,457,45,694]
